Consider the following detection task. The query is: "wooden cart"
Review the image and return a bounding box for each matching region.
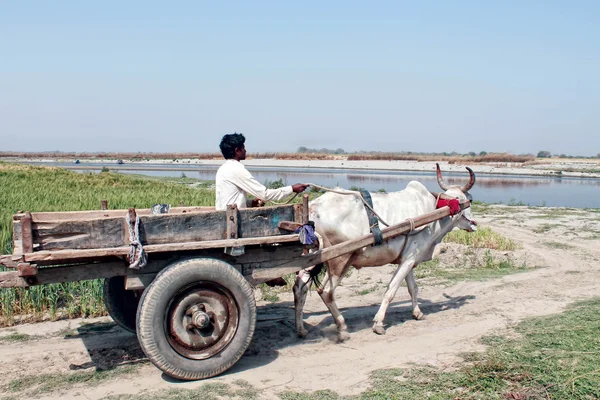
[0,195,469,380]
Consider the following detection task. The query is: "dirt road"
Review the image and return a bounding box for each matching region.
[1,206,599,399]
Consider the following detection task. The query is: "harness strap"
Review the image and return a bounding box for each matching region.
[359,190,384,246]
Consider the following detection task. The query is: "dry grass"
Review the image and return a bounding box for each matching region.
[347,152,535,163]
[444,226,521,251]
[1,151,536,163]
[0,151,338,161]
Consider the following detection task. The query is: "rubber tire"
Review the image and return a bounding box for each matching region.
[136,258,256,381]
[103,276,140,333]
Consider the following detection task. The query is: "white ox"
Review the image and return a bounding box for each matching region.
[293,164,477,341]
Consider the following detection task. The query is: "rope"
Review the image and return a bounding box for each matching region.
[267,183,392,227]
[266,183,449,238]
[126,212,147,270]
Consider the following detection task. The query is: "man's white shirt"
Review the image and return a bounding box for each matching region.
[215,160,293,210]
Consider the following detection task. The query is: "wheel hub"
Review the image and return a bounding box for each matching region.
[166,282,239,360]
[187,304,211,330]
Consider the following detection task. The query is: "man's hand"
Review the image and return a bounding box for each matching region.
[292,183,309,193]
[251,199,265,207]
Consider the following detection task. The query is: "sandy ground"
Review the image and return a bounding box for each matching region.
[1,206,599,399]
[4,157,600,178]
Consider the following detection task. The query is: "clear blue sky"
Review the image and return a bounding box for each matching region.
[1,1,598,155]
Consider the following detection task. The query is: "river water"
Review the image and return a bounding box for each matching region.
[20,162,600,209]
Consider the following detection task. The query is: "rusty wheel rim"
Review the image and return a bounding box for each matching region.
[166,282,239,360]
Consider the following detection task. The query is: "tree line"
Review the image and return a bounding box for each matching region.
[297,147,600,159]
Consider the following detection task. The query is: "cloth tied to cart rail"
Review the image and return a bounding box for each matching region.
[359,190,384,246]
[295,221,318,245]
[126,209,147,270]
[436,198,461,216]
[151,203,171,214]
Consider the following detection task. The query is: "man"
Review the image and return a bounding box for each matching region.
[216,133,308,211]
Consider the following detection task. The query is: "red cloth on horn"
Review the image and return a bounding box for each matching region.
[436,198,461,215]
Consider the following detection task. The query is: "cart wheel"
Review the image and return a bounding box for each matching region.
[103,276,140,333]
[136,258,256,380]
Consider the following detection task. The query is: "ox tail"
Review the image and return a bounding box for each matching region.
[309,263,325,289]
[309,231,325,289]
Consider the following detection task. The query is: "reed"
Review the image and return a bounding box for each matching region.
[0,163,215,326]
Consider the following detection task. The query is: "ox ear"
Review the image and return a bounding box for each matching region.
[436,163,450,191]
[461,167,476,193]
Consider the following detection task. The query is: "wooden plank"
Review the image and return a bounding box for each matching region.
[24,260,170,286]
[278,221,302,232]
[140,210,227,244]
[5,244,304,288]
[30,204,296,251]
[33,218,127,250]
[17,263,37,277]
[21,213,33,253]
[238,205,296,238]
[302,194,309,224]
[0,255,20,269]
[224,204,244,256]
[0,271,28,288]
[12,218,22,256]
[29,206,215,222]
[101,200,108,210]
[226,204,239,240]
[13,213,26,221]
[293,204,303,224]
[24,234,301,263]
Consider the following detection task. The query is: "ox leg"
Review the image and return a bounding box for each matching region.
[319,274,350,342]
[318,255,353,342]
[293,269,311,338]
[293,236,325,338]
[372,256,416,335]
[406,270,425,320]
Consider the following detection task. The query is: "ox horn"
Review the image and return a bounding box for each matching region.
[461,167,476,193]
[436,163,449,191]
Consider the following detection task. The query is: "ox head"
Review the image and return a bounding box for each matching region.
[436,163,477,232]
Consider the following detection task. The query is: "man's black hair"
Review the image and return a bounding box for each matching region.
[219,132,245,159]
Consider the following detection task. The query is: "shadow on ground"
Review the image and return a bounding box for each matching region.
[62,293,473,379]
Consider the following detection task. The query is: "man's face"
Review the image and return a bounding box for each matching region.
[235,145,247,161]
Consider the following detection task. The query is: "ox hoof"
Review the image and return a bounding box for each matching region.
[337,331,350,343]
[372,325,386,335]
[297,328,309,338]
[412,311,426,321]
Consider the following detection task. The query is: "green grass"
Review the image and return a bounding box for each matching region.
[106,380,259,400]
[529,208,584,219]
[533,223,562,233]
[3,364,140,397]
[0,332,34,342]
[357,285,378,296]
[125,173,214,188]
[0,163,216,326]
[280,298,600,399]
[259,286,281,302]
[543,241,576,250]
[444,226,521,251]
[415,249,529,284]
